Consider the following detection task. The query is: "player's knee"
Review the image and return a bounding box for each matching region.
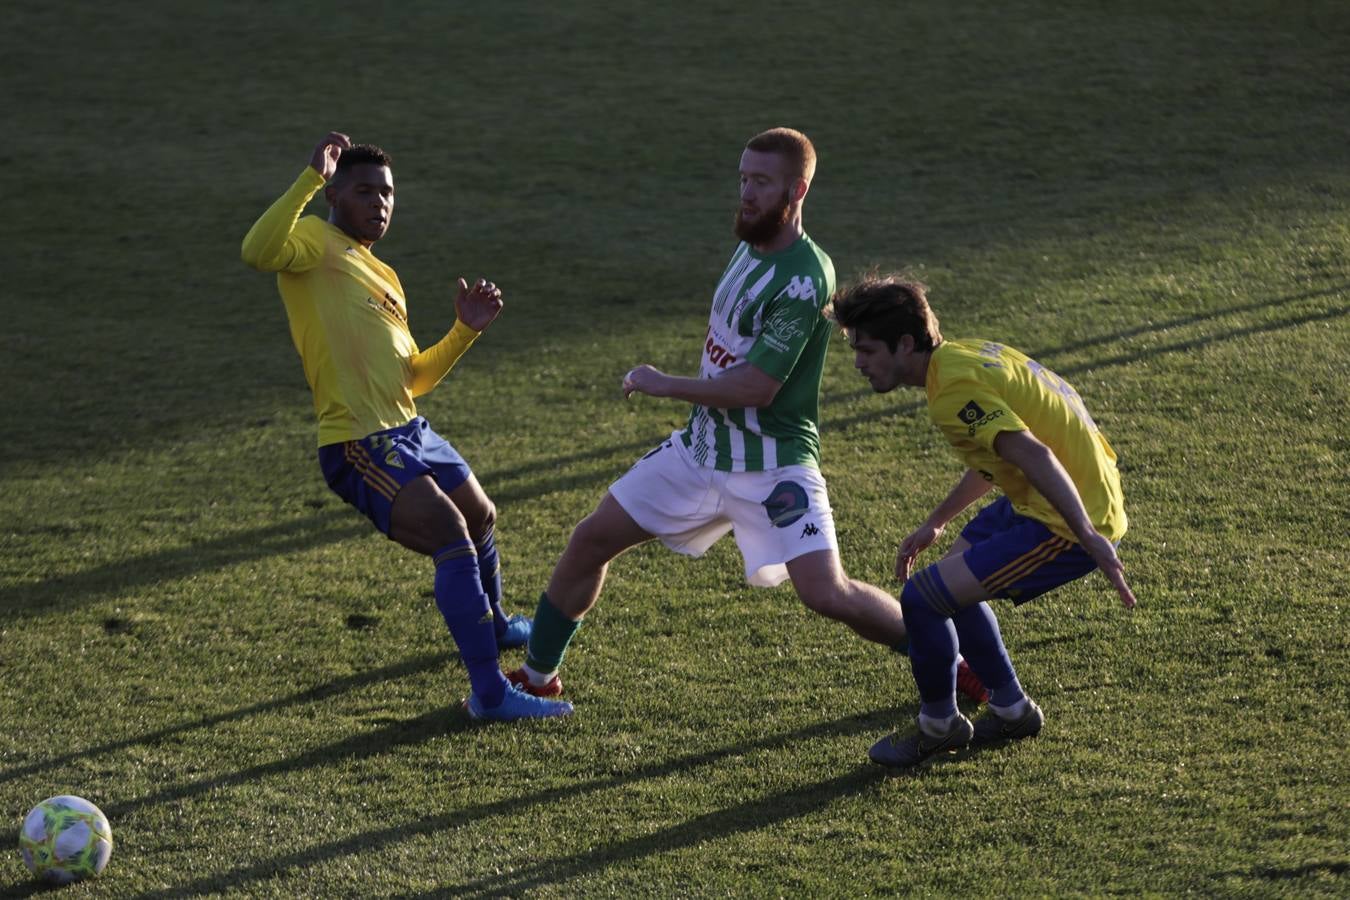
[566,511,624,567]
[794,574,850,620]
[467,497,496,540]
[568,513,607,554]
[420,495,469,547]
[798,589,839,618]
[900,568,956,620]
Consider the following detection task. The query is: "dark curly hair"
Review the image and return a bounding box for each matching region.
[334,143,392,175]
[824,275,942,353]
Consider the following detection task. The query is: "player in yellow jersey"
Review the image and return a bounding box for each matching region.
[825,275,1134,766]
[241,132,571,721]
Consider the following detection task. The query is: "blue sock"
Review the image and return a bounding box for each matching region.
[474,526,510,639]
[434,541,508,706]
[951,601,1025,707]
[899,570,959,721]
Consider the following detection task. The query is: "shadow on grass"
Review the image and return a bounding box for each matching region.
[428,767,884,899]
[0,652,450,786]
[99,705,470,827]
[116,709,894,899]
[1033,284,1350,361]
[2,509,367,622]
[1225,860,1349,882]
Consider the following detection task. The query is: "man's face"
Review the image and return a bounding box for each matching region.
[327,163,395,246]
[734,149,795,245]
[847,328,908,393]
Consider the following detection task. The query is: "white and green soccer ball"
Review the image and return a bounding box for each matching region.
[18,795,113,885]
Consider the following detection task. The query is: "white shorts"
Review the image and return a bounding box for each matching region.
[608,432,838,587]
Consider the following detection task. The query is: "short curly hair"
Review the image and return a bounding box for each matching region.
[335,143,393,174]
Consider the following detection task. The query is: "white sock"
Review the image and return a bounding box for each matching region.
[990,697,1030,720]
[918,711,958,736]
[521,662,556,687]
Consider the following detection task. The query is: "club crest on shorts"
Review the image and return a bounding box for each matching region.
[762,481,809,528]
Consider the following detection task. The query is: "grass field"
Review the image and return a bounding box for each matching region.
[2,1,1348,896]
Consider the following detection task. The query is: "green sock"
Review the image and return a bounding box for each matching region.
[525,591,581,673]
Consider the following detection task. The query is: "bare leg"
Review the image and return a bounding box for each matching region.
[389,475,467,554]
[446,474,495,542]
[545,492,654,618]
[785,549,907,645]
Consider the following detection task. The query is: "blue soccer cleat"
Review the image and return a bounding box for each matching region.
[465,684,573,721]
[496,614,532,649]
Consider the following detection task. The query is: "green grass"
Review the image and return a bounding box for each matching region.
[2,0,1348,895]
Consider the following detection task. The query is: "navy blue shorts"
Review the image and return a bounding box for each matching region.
[318,417,471,536]
[959,496,1101,605]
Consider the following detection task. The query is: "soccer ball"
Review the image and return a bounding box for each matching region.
[18,795,113,885]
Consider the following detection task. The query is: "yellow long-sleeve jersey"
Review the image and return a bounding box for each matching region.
[242,167,479,446]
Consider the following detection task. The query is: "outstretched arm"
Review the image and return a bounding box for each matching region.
[241,132,350,272]
[994,429,1136,608]
[622,362,782,408]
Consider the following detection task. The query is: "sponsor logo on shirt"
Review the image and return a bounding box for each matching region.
[958,400,1005,436]
[762,307,806,353]
[366,291,407,324]
[704,327,739,369]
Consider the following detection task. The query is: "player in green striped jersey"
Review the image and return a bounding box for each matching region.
[510,129,985,704]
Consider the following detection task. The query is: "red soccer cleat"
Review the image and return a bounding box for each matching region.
[506,667,564,698]
[956,658,990,704]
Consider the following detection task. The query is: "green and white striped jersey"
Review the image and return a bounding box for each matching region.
[679,234,835,472]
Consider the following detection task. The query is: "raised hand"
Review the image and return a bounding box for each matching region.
[454,278,504,332]
[310,131,352,181]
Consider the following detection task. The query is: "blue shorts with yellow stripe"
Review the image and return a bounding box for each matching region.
[318,417,471,536]
[959,496,1100,605]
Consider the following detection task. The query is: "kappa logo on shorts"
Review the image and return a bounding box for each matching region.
[762,481,809,529]
[800,522,820,538]
[385,451,405,469]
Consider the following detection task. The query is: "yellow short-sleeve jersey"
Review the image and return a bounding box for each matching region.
[926,339,1127,542]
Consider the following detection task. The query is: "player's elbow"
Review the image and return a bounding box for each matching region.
[749,382,781,408]
[993,429,1044,463]
[741,369,782,408]
[240,241,278,272]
